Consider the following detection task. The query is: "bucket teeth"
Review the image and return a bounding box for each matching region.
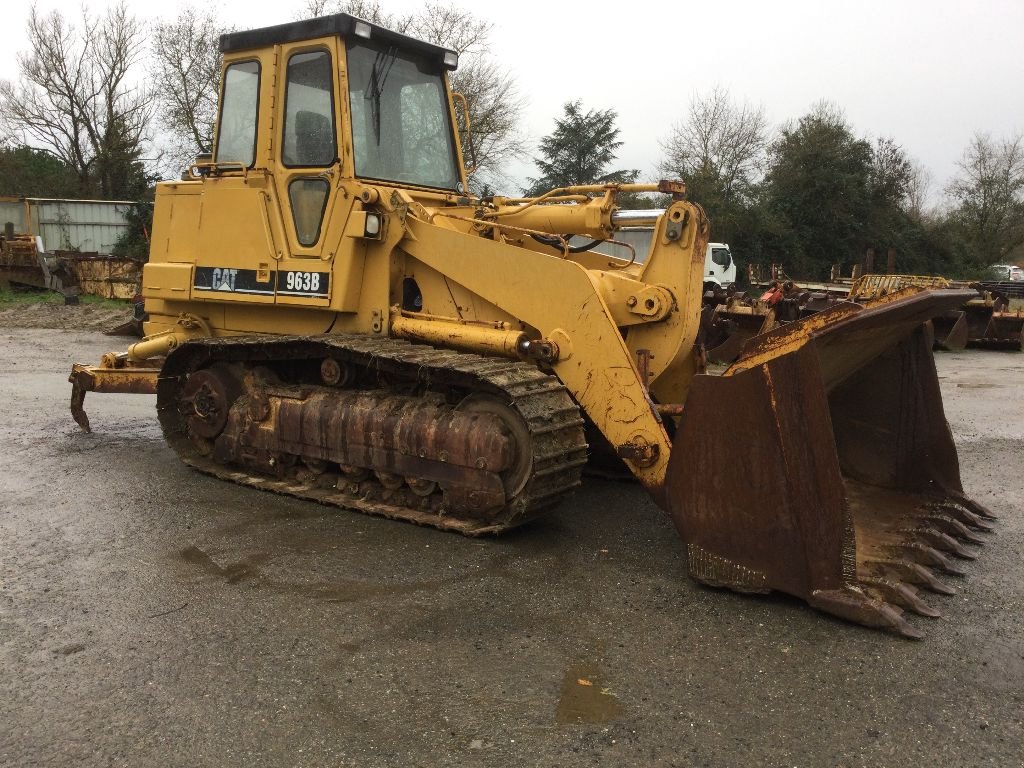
[860,577,941,618]
[922,514,987,545]
[907,528,979,560]
[893,543,967,576]
[948,494,998,521]
[808,588,924,639]
[967,515,995,532]
[863,559,956,596]
[929,501,996,531]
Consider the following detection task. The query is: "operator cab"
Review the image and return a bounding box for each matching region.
[180,12,469,295]
[215,13,465,194]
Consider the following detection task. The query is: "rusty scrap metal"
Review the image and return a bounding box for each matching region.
[962,294,1024,351]
[976,308,1024,350]
[848,274,951,300]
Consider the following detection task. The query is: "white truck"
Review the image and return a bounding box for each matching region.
[704,242,736,288]
[989,264,1024,281]
[588,230,736,288]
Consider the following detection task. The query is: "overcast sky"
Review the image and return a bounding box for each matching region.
[3,0,1022,200]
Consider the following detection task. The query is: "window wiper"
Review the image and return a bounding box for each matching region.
[365,46,397,145]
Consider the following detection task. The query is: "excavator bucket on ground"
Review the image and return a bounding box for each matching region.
[705,299,774,364]
[931,310,969,351]
[983,309,1024,351]
[666,289,995,637]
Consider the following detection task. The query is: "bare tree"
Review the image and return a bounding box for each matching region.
[151,7,225,172]
[0,2,152,199]
[296,0,402,25]
[659,86,769,208]
[946,132,1024,266]
[297,0,332,17]
[904,160,934,222]
[414,2,489,53]
[447,56,525,191]
[301,0,524,192]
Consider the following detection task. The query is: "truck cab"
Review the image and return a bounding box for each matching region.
[989,264,1024,281]
[705,242,735,288]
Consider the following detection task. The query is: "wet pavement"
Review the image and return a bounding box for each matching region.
[1,328,1023,767]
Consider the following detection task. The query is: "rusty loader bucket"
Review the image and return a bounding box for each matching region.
[930,310,969,351]
[665,289,995,637]
[984,309,1024,351]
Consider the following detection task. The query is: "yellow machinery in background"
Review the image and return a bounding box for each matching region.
[70,14,993,637]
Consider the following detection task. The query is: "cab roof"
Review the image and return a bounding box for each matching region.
[219,13,458,70]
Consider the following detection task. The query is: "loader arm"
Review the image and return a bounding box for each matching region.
[400,199,709,500]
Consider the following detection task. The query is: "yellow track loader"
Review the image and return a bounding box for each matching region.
[69,13,994,637]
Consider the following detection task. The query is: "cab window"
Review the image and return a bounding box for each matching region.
[282,51,337,167]
[216,61,260,166]
[289,178,330,246]
[347,39,459,190]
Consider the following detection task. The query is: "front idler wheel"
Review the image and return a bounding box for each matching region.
[180,364,242,451]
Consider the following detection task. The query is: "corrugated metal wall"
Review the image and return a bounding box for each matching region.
[0,197,137,255]
[0,200,28,232]
[29,199,133,254]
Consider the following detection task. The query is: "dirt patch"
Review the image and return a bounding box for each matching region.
[0,301,131,332]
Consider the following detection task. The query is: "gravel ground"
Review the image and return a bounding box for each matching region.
[0,301,131,332]
[1,329,1022,767]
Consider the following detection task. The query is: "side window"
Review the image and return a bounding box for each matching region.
[288,179,330,246]
[216,61,260,166]
[282,51,336,167]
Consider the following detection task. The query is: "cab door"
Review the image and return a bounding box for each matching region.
[273,39,355,309]
[193,56,281,306]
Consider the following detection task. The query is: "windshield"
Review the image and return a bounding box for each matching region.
[346,39,460,190]
[711,247,732,268]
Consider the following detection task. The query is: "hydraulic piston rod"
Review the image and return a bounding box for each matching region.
[611,209,665,226]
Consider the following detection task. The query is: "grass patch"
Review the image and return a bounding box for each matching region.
[0,287,128,309]
[0,288,63,306]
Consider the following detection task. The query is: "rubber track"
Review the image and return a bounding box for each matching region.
[157,334,589,535]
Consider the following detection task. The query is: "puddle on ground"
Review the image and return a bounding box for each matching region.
[179,545,269,584]
[176,545,456,600]
[555,662,622,725]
